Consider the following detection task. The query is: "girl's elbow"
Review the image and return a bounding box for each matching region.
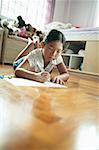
[67,73,69,80]
[65,72,69,81]
[15,69,21,77]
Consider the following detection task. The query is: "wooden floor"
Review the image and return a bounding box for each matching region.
[0,64,99,150]
[0,64,14,75]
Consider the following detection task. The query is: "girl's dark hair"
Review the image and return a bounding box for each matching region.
[44,29,65,45]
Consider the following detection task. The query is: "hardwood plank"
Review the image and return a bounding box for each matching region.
[0,64,98,150]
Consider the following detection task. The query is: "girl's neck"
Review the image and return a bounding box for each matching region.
[43,56,49,68]
[42,50,49,68]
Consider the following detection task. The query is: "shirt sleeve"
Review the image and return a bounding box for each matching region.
[27,50,36,67]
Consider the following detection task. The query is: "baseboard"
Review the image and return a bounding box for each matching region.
[69,70,99,80]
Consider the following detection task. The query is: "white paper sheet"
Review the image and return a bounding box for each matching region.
[4,78,66,88]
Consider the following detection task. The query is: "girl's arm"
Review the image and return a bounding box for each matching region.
[14,42,35,62]
[51,62,69,84]
[15,58,50,83]
[57,62,69,81]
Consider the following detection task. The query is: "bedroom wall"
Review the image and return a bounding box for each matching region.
[53,0,97,27]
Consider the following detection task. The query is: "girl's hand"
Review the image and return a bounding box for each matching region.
[37,71,50,83]
[41,71,50,80]
[51,76,65,85]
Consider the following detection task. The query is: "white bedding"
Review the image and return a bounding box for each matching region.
[59,30,99,41]
[44,22,99,41]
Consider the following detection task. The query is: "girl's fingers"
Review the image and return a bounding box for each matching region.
[41,72,50,78]
[52,77,65,85]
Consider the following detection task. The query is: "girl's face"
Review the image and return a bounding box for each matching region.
[43,41,63,62]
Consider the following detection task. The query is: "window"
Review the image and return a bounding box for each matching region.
[0,0,29,20]
[0,0,55,30]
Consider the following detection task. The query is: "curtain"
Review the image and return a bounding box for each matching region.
[0,0,56,30]
[45,0,56,24]
[25,0,47,30]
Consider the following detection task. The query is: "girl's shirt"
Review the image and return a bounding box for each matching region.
[27,48,63,72]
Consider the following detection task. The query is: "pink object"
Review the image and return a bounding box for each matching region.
[17,26,26,37]
[74,25,80,28]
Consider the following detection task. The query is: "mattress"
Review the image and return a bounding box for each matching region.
[44,27,99,41]
[59,30,99,41]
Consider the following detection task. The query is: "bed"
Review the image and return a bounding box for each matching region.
[44,23,99,41]
[59,28,99,41]
[61,28,99,75]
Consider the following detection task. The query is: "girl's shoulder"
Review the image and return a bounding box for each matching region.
[27,48,43,64]
[29,48,43,56]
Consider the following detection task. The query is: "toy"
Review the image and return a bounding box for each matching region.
[17,16,26,28]
[1,19,14,35]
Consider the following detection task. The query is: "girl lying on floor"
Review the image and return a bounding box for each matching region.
[14,29,69,85]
